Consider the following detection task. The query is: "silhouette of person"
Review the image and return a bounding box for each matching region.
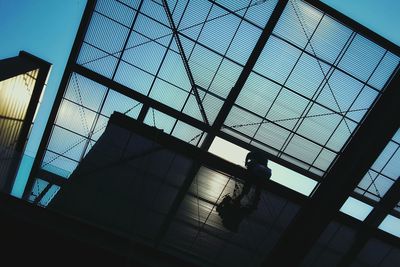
[217,151,272,232]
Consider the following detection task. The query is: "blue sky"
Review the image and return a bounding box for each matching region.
[0,0,399,198]
[322,0,400,46]
[0,0,86,196]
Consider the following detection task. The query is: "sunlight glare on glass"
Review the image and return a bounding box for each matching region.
[208,137,318,196]
[269,161,317,196]
[208,137,249,166]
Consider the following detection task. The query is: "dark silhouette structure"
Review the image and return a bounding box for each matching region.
[7,0,400,266]
[217,151,272,232]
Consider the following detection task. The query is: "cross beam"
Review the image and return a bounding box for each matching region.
[263,67,400,266]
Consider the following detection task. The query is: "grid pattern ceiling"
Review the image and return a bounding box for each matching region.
[16,1,400,264]
[34,0,400,186]
[223,0,400,177]
[30,0,400,214]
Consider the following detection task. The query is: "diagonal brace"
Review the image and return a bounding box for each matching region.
[161,0,210,125]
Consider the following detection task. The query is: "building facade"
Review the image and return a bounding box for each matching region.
[0,51,50,193]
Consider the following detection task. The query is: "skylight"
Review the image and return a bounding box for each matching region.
[378,215,400,238]
[355,128,400,202]
[222,0,400,177]
[340,197,373,221]
[208,137,317,196]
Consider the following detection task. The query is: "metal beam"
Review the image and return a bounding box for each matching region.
[114,112,308,201]
[337,177,400,267]
[30,169,68,206]
[0,191,200,267]
[263,67,400,266]
[32,183,52,206]
[201,0,289,150]
[161,0,210,125]
[218,131,322,181]
[23,0,96,199]
[77,0,144,163]
[37,141,307,210]
[74,64,212,133]
[109,112,308,246]
[155,0,289,247]
[0,54,36,81]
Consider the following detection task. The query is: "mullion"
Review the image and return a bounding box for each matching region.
[222,124,326,175]
[277,29,357,159]
[374,142,399,177]
[207,0,264,30]
[62,96,100,115]
[93,10,131,30]
[231,104,339,155]
[180,31,245,67]
[362,170,381,198]
[115,0,140,12]
[44,149,81,165]
[308,49,390,172]
[184,0,214,61]
[81,41,193,95]
[199,4,253,103]
[32,183,53,206]
[80,31,174,67]
[78,1,145,163]
[362,186,382,201]
[250,13,325,147]
[169,0,214,134]
[162,0,210,125]
[245,69,361,125]
[272,33,383,93]
[168,0,202,136]
[179,0,252,126]
[363,145,400,199]
[140,24,175,123]
[53,122,98,143]
[277,30,356,162]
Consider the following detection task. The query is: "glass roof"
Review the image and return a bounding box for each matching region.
[379,215,400,238]
[223,0,399,177]
[339,196,373,221]
[355,128,400,202]
[32,0,399,188]
[22,2,400,252]
[11,0,399,264]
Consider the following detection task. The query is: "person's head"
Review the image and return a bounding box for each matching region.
[246,151,268,167]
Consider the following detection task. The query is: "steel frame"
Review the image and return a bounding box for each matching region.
[264,67,400,265]
[338,177,400,266]
[21,0,400,266]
